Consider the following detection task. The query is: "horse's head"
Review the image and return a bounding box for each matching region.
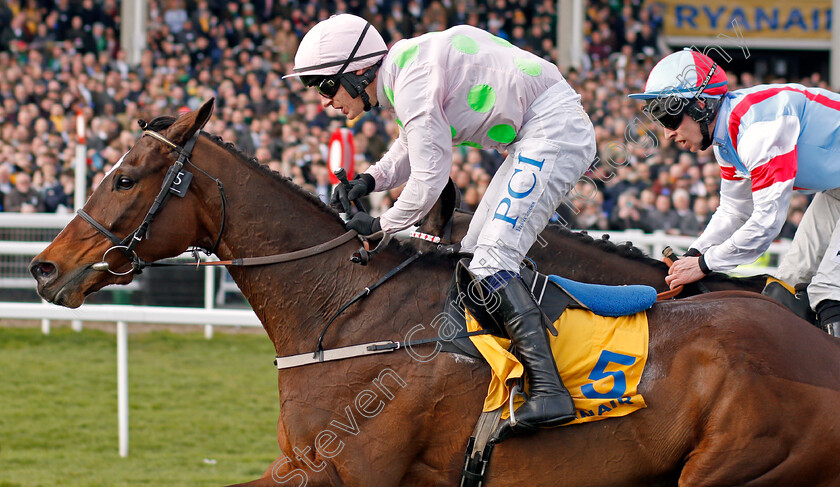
[30,99,217,308]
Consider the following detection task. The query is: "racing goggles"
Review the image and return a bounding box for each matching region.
[301,75,341,98]
[645,97,690,130]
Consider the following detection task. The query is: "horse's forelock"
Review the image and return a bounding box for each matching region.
[146,116,178,132]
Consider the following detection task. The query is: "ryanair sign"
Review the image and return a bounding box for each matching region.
[658,0,831,48]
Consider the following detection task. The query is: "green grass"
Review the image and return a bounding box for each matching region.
[0,326,282,487]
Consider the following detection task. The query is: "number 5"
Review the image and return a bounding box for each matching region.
[581,350,636,399]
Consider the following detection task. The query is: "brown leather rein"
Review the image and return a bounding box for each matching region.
[657,253,684,300]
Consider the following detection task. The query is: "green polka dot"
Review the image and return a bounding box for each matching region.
[451,34,479,54]
[489,33,513,48]
[467,85,496,113]
[384,85,395,106]
[458,141,483,149]
[450,126,456,138]
[514,58,542,76]
[392,44,419,69]
[487,124,516,144]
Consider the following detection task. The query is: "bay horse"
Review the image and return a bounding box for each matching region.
[30,100,840,486]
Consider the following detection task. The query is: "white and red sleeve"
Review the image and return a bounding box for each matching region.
[702,116,798,271]
[690,159,752,254]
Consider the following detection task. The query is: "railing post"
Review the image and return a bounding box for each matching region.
[652,231,666,260]
[41,299,50,335]
[204,263,215,340]
[117,320,129,457]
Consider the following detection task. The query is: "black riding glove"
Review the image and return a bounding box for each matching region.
[345,212,381,236]
[330,173,375,213]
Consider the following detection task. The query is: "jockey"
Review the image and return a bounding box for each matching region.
[631,48,840,336]
[286,14,596,436]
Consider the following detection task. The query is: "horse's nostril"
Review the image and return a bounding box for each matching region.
[31,261,56,280]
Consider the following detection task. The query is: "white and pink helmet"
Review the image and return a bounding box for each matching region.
[629,48,728,100]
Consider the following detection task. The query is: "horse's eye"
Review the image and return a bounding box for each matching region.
[115,176,135,190]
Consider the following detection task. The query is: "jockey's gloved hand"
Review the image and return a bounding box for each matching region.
[330,173,375,213]
[345,212,381,236]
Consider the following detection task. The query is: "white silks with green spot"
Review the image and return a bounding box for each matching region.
[365,25,594,275]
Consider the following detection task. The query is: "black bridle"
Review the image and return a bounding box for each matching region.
[77,127,227,275]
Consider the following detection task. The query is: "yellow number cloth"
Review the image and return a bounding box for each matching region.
[467,308,649,424]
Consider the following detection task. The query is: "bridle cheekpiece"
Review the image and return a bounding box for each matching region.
[78,126,227,275]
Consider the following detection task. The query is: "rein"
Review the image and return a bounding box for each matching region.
[79,127,362,274]
[77,123,467,371]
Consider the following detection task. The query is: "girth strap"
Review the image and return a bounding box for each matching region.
[275,329,493,370]
[460,407,503,487]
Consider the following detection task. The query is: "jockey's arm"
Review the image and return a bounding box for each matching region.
[697,117,799,272]
[690,170,752,254]
[366,131,411,191]
[369,64,452,234]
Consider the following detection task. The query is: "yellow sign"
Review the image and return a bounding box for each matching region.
[658,0,830,41]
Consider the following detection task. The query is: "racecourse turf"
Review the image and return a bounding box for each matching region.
[0,324,282,487]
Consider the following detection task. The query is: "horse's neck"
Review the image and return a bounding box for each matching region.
[202,153,362,353]
[527,229,665,288]
[446,213,667,285]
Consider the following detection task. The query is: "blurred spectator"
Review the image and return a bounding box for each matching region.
[41,163,71,213]
[5,172,45,213]
[0,163,13,196]
[610,191,643,230]
[641,193,679,233]
[671,189,699,236]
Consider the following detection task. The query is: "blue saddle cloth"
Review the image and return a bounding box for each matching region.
[547,275,657,317]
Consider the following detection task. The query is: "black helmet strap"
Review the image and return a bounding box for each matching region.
[333,22,384,111]
[339,59,383,111]
[686,62,720,150]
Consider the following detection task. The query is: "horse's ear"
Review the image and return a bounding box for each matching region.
[194,97,215,131]
[168,98,215,145]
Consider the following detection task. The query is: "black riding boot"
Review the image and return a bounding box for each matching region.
[456,262,575,441]
[493,277,576,428]
[817,299,840,337]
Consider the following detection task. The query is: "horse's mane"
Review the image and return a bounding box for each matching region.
[545,223,667,267]
[542,223,762,286]
[146,116,345,226]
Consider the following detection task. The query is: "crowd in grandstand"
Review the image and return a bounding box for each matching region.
[0,0,814,238]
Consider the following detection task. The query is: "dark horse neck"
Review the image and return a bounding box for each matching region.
[429,212,767,296]
[192,138,412,354]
